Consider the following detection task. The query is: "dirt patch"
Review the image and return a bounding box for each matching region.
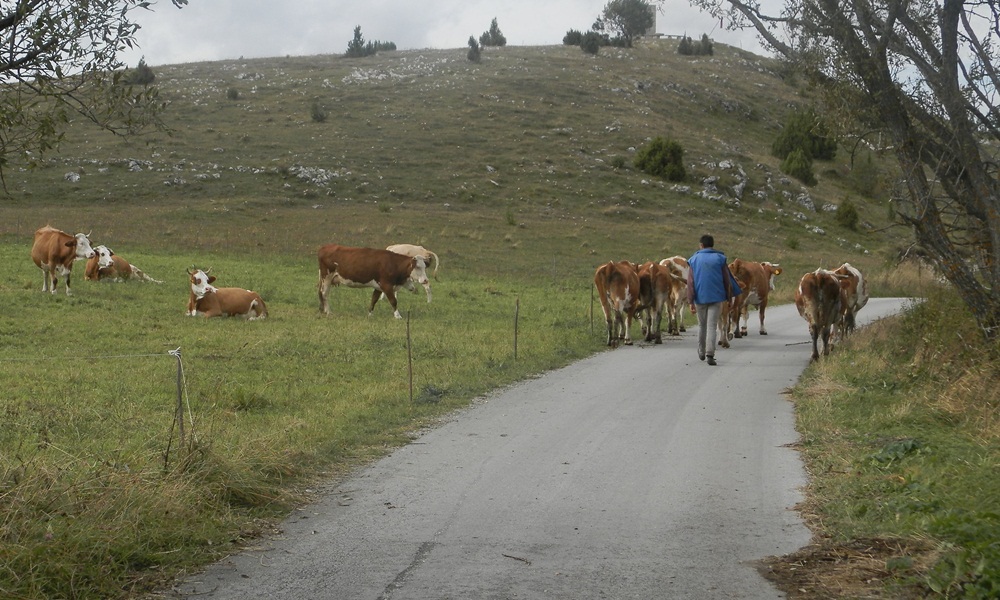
[755,537,939,599]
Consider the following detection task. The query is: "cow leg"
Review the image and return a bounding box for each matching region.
[809,324,821,361]
[41,267,52,293]
[821,325,833,356]
[375,287,403,319]
[651,308,663,344]
[621,311,633,346]
[422,281,432,303]
[759,302,768,335]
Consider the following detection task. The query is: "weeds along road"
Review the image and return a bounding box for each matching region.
[168,298,909,600]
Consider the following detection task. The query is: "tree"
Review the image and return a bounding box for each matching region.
[467,36,481,63]
[593,0,655,48]
[684,0,1000,340]
[0,0,189,185]
[634,137,686,181]
[479,18,507,48]
[345,25,366,58]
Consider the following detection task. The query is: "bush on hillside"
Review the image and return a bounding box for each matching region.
[467,36,481,63]
[677,34,714,56]
[634,137,686,181]
[124,58,155,85]
[345,26,396,58]
[835,197,860,230]
[781,148,817,186]
[564,29,583,45]
[480,18,507,47]
[581,31,603,55]
[772,108,837,161]
[848,151,884,199]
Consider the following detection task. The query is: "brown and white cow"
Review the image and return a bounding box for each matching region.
[637,261,687,343]
[833,262,869,340]
[318,244,428,318]
[594,260,641,347]
[794,268,848,361]
[658,256,690,335]
[85,245,163,283]
[30,225,96,295]
[728,259,782,337]
[186,268,267,320]
[386,243,440,302]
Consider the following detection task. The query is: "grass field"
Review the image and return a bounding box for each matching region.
[2,40,989,599]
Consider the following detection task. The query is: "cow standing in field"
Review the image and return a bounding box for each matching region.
[833,262,869,340]
[386,243,440,302]
[728,259,782,337]
[85,245,163,283]
[594,260,641,347]
[318,244,428,318]
[659,256,690,335]
[30,225,96,295]
[794,268,847,361]
[186,268,267,320]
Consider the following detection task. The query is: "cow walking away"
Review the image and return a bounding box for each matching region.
[30,225,96,295]
[728,259,782,337]
[659,256,690,335]
[85,245,163,283]
[637,261,685,344]
[318,244,428,318]
[794,269,848,361]
[833,262,869,340]
[594,260,641,347]
[186,268,267,320]
[386,243,440,302]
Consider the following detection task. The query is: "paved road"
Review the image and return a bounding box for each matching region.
[168,298,908,600]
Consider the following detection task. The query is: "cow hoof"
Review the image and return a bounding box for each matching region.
[760,331,768,335]
[654,338,662,344]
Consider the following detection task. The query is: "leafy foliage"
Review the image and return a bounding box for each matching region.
[580,31,603,55]
[780,148,817,186]
[835,197,859,230]
[563,29,584,45]
[593,0,654,48]
[634,136,686,181]
[771,108,837,161]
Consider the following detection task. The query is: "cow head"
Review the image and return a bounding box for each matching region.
[187,268,218,299]
[72,232,96,260]
[763,262,782,290]
[410,256,429,287]
[94,245,115,269]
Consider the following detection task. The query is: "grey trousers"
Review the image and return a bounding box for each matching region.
[695,301,724,358]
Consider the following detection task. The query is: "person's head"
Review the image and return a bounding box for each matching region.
[699,234,715,248]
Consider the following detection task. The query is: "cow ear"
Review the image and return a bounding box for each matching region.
[208,276,217,284]
[65,239,76,248]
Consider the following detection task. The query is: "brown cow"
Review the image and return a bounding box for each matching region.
[658,256,690,336]
[594,260,641,347]
[833,262,869,340]
[30,225,96,295]
[386,243,440,302]
[794,269,847,361]
[637,261,687,343]
[186,268,268,320]
[728,259,782,337]
[318,244,428,318]
[85,245,162,283]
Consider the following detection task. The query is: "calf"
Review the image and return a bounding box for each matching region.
[30,225,96,295]
[594,260,641,347]
[386,243,440,302]
[186,268,267,320]
[318,244,427,318]
[794,269,847,361]
[85,245,162,283]
[833,262,869,340]
[728,259,782,337]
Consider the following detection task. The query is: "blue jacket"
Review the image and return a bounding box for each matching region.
[687,248,742,305]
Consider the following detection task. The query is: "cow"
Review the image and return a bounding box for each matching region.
[833,262,869,340]
[727,259,782,337]
[30,225,96,295]
[718,268,752,348]
[794,269,848,361]
[658,256,690,335]
[186,268,267,320]
[85,245,163,283]
[594,260,641,347]
[318,244,428,319]
[637,261,687,343]
[385,243,440,302]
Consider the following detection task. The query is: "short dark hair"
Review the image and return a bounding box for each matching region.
[700,234,715,247]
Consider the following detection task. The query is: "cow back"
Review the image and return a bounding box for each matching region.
[319,244,416,284]
[795,270,843,326]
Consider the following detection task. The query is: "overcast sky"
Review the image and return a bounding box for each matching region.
[119,0,770,67]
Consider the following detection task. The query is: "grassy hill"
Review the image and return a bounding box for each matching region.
[0,41,936,599]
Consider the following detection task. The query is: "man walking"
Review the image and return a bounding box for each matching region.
[687,235,741,366]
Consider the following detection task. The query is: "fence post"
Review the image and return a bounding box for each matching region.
[169,348,185,447]
[407,311,413,402]
[514,297,520,361]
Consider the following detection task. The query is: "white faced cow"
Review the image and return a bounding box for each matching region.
[833,262,869,340]
[186,268,268,320]
[85,245,163,283]
[318,244,428,319]
[30,225,96,295]
[385,243,440,302]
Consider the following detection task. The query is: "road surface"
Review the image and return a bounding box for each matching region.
[167,298,909,600]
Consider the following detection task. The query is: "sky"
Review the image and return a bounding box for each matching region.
[119,0,771,67]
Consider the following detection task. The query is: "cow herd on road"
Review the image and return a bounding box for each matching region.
[29,224,866,362]
[593,255,870,362]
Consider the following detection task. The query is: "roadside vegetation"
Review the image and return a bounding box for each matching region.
[0,40,993,598]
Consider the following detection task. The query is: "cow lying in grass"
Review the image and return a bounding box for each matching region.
[186,268,267,320]
[85,245,162,283]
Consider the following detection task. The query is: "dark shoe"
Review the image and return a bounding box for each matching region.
[698,352,705,361]
[706,356,717,366]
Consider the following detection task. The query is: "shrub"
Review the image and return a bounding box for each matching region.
[634,137,686,182]
[563,29,583,45]
[226,88,240,101]
[480,18,507,47]
[781,148,817,186]
[124,58,155,86]
[678,34,714,56]
[581,31,603,55]
[848,151,883,198]
[467,36,481,63]
[311,100,327,123]
[609,155,626,169]
[772,108,837,161]
[835,197,860,230]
